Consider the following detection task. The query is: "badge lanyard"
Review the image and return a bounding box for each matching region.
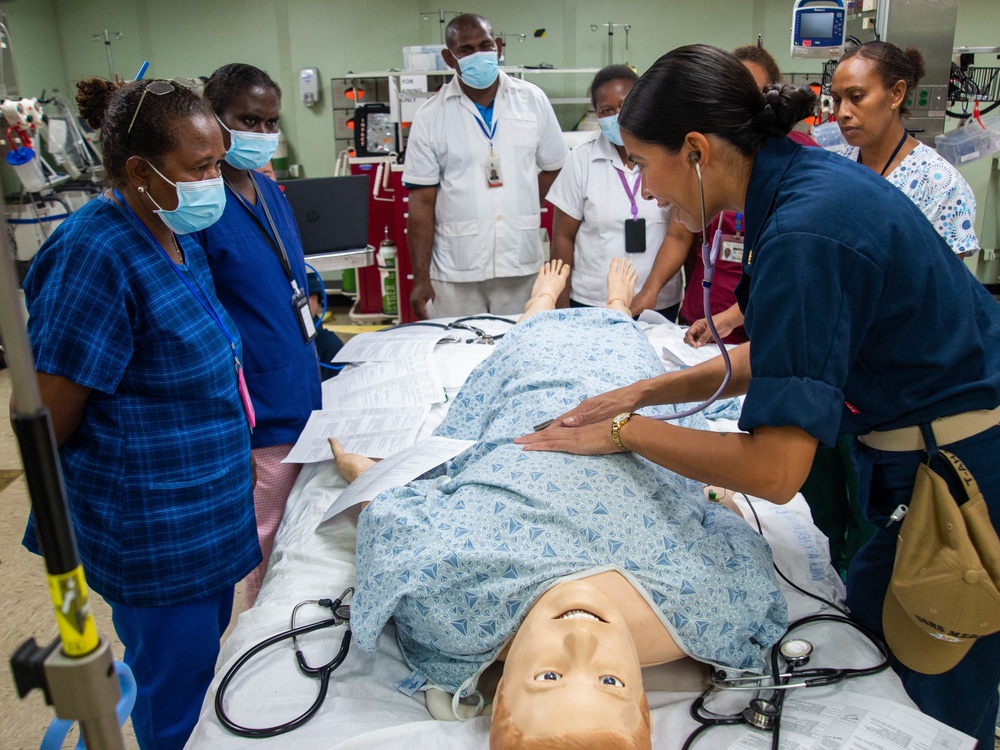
[616,168,641,222]
[473,110,504,188]
[617,168,646,254]
[227,174,316,344]
[719,211,745,264]
[112,189,256,431]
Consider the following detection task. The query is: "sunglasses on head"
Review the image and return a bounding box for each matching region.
[126,77,198,141]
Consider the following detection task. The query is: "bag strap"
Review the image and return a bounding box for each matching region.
[937,449,982,505]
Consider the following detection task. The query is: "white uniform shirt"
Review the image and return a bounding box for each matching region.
[403,72,568,282]
[546,132,682,309]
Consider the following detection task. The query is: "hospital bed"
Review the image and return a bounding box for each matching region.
[186,317,973,750]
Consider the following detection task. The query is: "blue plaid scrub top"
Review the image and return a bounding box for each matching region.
[22,195,261,607]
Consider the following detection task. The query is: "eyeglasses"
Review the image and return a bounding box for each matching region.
[126,78,198,141]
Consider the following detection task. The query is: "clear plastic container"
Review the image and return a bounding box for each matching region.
[403,45,448,71]
[934,127,984,166]
[810,121,850,152]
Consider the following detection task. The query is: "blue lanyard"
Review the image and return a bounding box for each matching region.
[473,112,498,150]
[616,168,641,221]
[112,190,237,350]
[734,212,743,235]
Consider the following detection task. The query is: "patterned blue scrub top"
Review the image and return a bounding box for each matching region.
[841,142,979,254]
[352,309,787,694]
[22,195,261,607]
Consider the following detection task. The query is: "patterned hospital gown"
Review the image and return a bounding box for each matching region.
[842,142,979,254]
[352,309,787,694]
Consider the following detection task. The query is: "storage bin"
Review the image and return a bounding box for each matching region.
[403,45,448,71]
[935,127,985,166]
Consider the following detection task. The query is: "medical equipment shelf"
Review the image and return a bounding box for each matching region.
[949,65,1000,105]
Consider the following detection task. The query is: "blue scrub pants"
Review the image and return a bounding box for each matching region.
[847,424,1000,749]
[111,588,234,750]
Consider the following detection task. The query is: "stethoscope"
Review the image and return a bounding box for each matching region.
[215,588,353,738]
[682,499,893,749]
[378,315,517,345]
[647,153,733,422]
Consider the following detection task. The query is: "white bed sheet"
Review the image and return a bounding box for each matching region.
[186,321,926,750]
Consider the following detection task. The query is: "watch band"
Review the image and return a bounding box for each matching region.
[611,412,633,452]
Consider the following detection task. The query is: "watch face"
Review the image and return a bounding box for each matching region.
[614,412,632,425]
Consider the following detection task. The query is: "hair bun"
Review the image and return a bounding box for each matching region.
[76,77,125,130]
[751,84,817,138]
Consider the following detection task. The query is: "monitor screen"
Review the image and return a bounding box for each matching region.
[800,11,835,39]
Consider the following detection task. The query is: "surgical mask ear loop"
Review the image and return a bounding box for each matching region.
[647,157,732,422]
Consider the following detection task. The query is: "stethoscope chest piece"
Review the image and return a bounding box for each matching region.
[743,697,780,730]
[779,638,813,667]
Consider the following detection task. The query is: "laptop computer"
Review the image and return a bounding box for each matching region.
[279,175,371,272]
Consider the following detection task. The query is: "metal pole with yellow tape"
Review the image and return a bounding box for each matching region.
[0,196,126,749]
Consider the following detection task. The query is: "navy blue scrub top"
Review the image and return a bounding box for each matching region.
[735,137,1000,447]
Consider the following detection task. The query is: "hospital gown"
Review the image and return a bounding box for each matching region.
[352,309,787,694]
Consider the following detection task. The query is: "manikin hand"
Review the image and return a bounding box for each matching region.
[328,438,377,483]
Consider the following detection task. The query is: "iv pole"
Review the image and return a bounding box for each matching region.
[419,9,462,45]
[1,193,125,748]
[91,30,123,79]
[590,21,632,66]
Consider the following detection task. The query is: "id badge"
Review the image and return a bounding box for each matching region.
[486,152,503,188]
[292,289,317,344]
[719,234,744,263]
[234,358,256,431]
[624,218,646,253]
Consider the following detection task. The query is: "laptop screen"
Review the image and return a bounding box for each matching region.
[279,175,370,257]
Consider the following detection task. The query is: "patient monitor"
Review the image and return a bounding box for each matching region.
[790,0,845,60]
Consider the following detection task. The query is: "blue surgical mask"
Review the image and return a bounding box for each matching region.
[216,114,279,170]
[598,113,624,147]
[457,50,500,90]
[144,161,226,234]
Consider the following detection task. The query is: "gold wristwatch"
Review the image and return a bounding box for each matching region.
[611,412,634,452]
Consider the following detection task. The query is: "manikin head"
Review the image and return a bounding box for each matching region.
[489,579,652,749]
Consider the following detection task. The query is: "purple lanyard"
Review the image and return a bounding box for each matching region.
[616,168,641,221]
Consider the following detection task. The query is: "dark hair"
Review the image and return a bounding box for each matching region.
[445,13,494,50]
[590,64,638,109]
[732,45,782,86]
[76,77,213,189]
[203,63,282,115]
[839,41,925,116]
[619,45,816,157]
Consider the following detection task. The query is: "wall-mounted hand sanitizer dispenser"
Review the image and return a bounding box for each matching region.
[791,0,846,60]
[299,68,320,107]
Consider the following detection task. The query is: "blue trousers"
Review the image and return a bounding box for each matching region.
[846,424,1000,749]
[111,588,234,750]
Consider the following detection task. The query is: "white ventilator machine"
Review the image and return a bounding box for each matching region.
[790,0,846,60]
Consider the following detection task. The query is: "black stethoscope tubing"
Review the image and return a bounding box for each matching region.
[215,593,352,738]
[683,612,892,750]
